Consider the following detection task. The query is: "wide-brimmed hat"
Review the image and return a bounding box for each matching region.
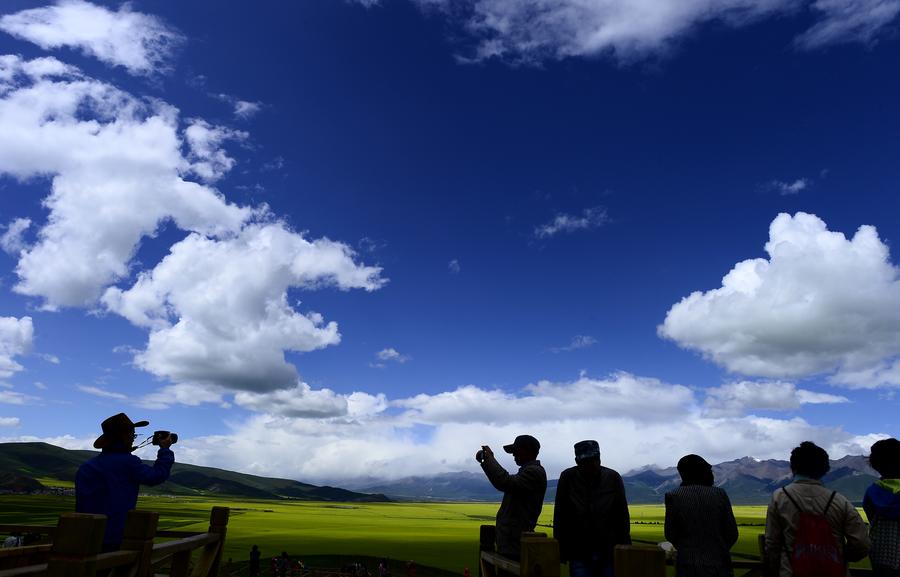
[503,434,540,455]
[93,412,149,449]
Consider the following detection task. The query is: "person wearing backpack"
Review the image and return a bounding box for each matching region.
[863,438,900,577]
[764,441,869,577]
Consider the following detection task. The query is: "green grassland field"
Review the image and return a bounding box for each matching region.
[0,495,872,575]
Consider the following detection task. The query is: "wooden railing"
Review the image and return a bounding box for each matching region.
[477,526,874,577]
[478,525,559,577]
[623,535,873,577]
[0,506,229,577]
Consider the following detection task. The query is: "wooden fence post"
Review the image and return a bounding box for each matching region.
[204,507,230,577]
[520,534,559,577]
[115,510,159,577]
[479,525,497,577]
[613,545,665,577]
[46,513,106,577]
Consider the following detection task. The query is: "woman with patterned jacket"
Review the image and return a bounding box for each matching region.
[665,454,738,577]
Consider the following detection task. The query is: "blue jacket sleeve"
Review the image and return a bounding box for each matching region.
[129,448,174,486]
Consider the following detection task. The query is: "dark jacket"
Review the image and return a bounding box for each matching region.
[553,465,631,563]
[665,485,738,577]
[863,479,900,572]
[864,479,900,522]
[75,448,174,549]
[481,455,547,559]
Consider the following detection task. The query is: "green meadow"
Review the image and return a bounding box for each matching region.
[0,494,777,574]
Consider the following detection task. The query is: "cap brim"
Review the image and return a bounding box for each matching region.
[503,443,516,453]
[133,420,149,427]
[93,435,106,449]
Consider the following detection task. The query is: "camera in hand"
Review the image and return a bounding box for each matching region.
[476,449,484,462]
[152,430,178,445]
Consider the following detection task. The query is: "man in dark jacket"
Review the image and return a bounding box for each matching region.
[553,440,630,577]
[477,434,547,560]
[76,413,174,551]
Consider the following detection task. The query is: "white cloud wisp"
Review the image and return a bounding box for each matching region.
[0,0,183,75]
[357,0,900,64]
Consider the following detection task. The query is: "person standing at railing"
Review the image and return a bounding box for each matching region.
[764,441,869,577]
[250,544,262,577]
[553,440,631,577]
[75,412,174,551]
[664,454,738,577]
[863,438,900,577]
[476,434,548,560]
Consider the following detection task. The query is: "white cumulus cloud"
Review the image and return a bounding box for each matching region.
[660,212,900,388]
[103,223,384,392]
[0,316,33,379]
[0,55,252,309]
[0,417,20,427]
[0,54,385,394]
[234,382,349,418]
[703,380,849,417]
[0,0,183,76]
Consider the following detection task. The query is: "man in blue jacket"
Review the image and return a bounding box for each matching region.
[76,413,174,551]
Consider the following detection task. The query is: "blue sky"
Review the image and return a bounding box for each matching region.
[0,0,898,482]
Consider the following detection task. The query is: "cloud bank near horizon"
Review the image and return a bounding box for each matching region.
[0,371,883,481]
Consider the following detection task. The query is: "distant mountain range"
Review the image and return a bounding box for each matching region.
[0,442,389,502]
[1,443,879,505]
[350,455,878,505]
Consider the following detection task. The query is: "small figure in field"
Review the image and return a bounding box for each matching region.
[279,552,291,577]
[75,413,174,551]
[553,440,630,577]
[378,558,391,577]
[863,438,900,577]
[249,544,261,577]
[463,567,471,577]
[764,441,869,577]
[476,435,547,560]
[406,561,416,577]
[664,454,738,577]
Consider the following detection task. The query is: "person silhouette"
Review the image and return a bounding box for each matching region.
[664,454,737,577]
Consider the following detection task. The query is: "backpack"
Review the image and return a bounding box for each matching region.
[782,487,845,577]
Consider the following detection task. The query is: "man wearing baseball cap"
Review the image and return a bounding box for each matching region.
[75,413,175,551]
[476,434,547,560]
[553,440,630,577]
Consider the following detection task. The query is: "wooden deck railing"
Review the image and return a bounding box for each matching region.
[478,525,559,577]
[0,506,229,577]
[477,526,874,577]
